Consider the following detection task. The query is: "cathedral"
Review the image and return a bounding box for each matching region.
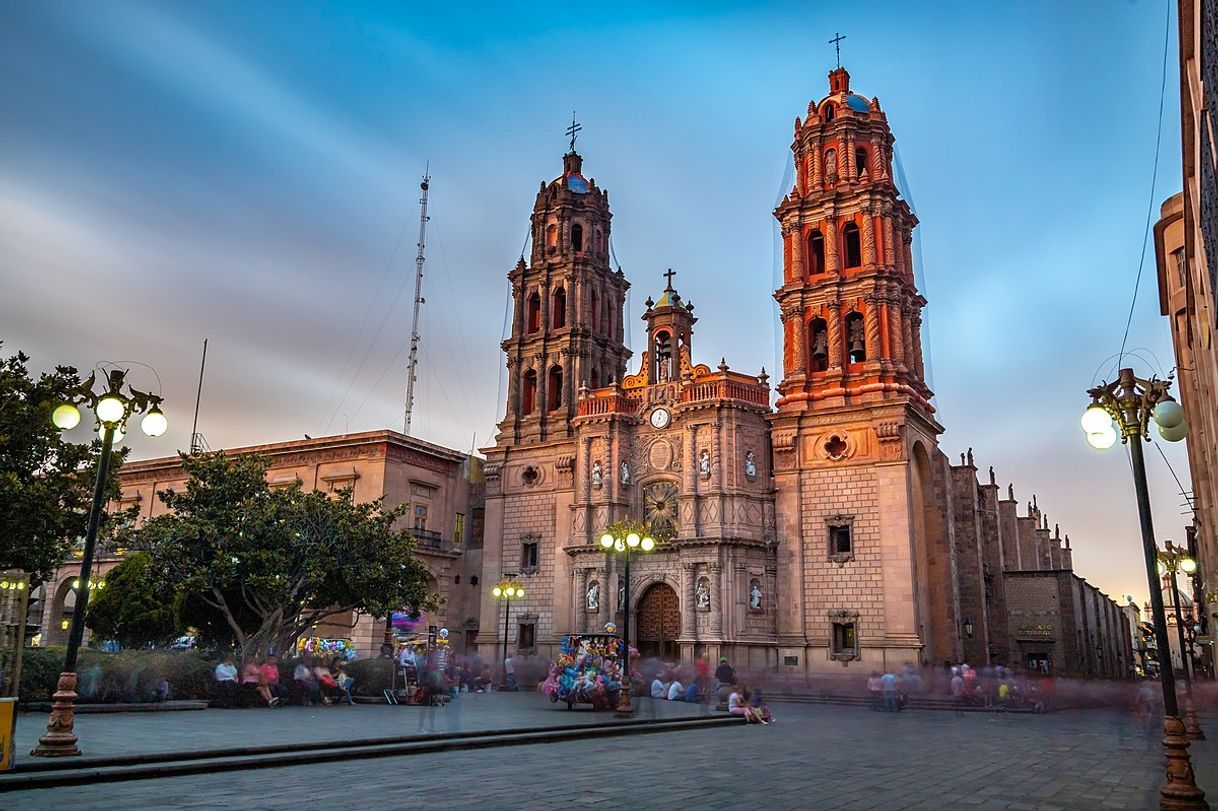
[476,67,1131,677]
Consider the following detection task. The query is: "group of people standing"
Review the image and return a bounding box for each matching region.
[213,654,355,708]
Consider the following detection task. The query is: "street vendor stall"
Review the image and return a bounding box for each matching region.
[542,630,628,711]
[385,627,452,706]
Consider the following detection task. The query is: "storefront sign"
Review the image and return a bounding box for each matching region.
[1016,624,1054,638]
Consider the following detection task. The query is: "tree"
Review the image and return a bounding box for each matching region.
[133,452,437,660]
[0,346,126,583]
[85,552,182,648]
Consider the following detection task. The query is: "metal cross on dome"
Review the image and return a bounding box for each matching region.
[566,111,582,153]
[663,268,677,289]
[829,32,846,68]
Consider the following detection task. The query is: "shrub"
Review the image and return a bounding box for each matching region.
[6,646,216,705]
[347,658,392,697]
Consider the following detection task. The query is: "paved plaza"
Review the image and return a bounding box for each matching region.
[8,694,1218,809]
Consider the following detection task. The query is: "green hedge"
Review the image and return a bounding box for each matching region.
[3,647,215,704]
[346,658,392,696]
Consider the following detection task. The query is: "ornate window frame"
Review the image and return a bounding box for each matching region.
[826,513,855,564]
[520,533,541,574]
[828,609,860,662]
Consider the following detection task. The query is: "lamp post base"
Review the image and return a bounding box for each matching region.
[1182,692,1206,740]
[1160,714,1207,810]
[614,685,635,718]
[31,672,81,758]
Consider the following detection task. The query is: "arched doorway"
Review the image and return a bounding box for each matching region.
[636,583,680,659]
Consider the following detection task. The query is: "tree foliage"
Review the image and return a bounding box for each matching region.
[0,346,125,583]
[131,452,437,659]
[85,552,182,648]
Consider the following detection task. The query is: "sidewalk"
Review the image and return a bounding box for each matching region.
[11,692,704,764]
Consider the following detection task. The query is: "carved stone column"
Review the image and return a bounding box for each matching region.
[900,302,915,373]
[888,301,905,366]
[903,232,915,280]
[577,568,590,633]
[911,311,926,380]
[827,302,843,369]
[882,205,896,267]
[709,562,724,635]
[843,132,856,183]
[595,567,608,625]
[681,563,697,636]
[825,217,840,274]
[791,225,806,279]
[864,299,882,363]
[810,138,822,187]
[861,206,877,266]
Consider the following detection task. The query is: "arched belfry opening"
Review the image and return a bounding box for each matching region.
[845,311,866,363]
[527,292,542,333]
[653,329,673,382]
[842,223,862,268]
[553,287,566,329]
[521,369,537,416]
[547,365,563,412]
[808,317,829,372]
[807,229,825,275]
[571,223,584,252]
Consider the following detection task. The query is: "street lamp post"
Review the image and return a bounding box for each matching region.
[491,574,523,690]
[33,367,167,758]
[599,522,657,719]
[1160,541,1205,740]
[1081,368,1205,809]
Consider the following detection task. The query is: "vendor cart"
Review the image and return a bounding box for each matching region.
[542,632,625,711]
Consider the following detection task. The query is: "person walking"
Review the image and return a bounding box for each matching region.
[950,667,964,717]
[881,670,899,713]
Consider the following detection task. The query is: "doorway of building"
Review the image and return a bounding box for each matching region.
[636,583,680,660]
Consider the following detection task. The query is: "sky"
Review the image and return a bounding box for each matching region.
[0,0,1193,605]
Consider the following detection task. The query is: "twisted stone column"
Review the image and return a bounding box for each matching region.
[827,303,843,368]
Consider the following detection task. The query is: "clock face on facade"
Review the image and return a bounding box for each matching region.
[566,174,588,194]
[649,408,671,429]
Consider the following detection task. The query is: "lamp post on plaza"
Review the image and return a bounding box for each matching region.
[1081,368,1206,809]
[491,574,523,689]
[33,367,167,758]
[599,521,658,719]
[1160,541,1205,740]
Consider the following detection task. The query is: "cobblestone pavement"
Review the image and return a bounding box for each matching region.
[9,697,1218,810]
[12,692,704,761]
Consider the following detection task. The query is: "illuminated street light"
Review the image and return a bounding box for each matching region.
[600,519,660,718]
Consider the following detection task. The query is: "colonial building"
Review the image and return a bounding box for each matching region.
[36,430,485,658]
[479,66,1132,678]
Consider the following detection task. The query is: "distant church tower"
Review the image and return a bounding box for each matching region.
[770,66,953,670]
[498,148,632,445]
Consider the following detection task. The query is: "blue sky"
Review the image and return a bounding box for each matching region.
[0,0,1190,603]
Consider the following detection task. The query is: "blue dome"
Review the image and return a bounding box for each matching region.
[846,94,871,113]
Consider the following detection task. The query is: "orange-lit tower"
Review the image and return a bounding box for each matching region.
[770,66,954,671]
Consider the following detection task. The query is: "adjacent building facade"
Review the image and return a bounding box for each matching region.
[37,430,485,658]
[479,67,1131,678]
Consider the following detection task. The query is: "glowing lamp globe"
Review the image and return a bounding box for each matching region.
[640,536,656,552]
[95,395,126,424]
[1159,420,1188,442]
[52,403,81,430]
[1085,424,1118,450]
[1080,404,1111,434]
[515,588,524,599]
[600,533,614,549]
[141,407,168,437]
[492,586,503,597]
[101,424,125,443]
[614,538,626,552]
[1152,399,1185,430]
[1182,557,1198,575]
[505,586,516,598]
[1158,560,1168,576]
[626,532,641,548]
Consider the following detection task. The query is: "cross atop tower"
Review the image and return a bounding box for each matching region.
[566,111,582,153]
[828,32,846,68]
[663,268,677,290]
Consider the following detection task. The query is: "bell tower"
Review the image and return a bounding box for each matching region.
[770,67,954,674]
[641,269,697,384]
[499,144,631,445]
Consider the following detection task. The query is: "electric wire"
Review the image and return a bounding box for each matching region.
[1155,441,1196,514]
[1115,0,1172,370]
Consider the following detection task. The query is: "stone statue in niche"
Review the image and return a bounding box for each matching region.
[620,461,631,486]
[745,451,757,478]
[586,581,600,612]
[695,577,711,611]
[591,461,602,488]
[749,580,763,611]
[699,449,711,477]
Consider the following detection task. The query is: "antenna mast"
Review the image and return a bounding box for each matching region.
[403,171,430,435]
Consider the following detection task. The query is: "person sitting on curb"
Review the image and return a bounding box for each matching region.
[728,685,767,724]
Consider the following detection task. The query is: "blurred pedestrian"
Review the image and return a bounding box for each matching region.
[881,670,899,713]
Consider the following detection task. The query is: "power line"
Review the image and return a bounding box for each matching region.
[1116,0,1172,369]
[1156,441,1196,515]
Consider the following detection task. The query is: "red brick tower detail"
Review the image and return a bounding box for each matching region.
[500,150,631,445]
[773,66,931,413]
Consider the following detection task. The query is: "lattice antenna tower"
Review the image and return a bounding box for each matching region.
[403,171,430,435]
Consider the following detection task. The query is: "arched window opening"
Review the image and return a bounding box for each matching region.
[822,103,835,122]
[855,148,868,178]
[546,223,558,247]
[547,365,563,412]
[571,223,584,252]
[553,287,566,329]
[808,318,829,372]
[653,329,673,383]
[845,312,866,363]
[842,223,862,268]
[527,292,542,333]
[807,229,825,275]
[590,366,600,389]
[824,148,838,182]
[521,370,537,417]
